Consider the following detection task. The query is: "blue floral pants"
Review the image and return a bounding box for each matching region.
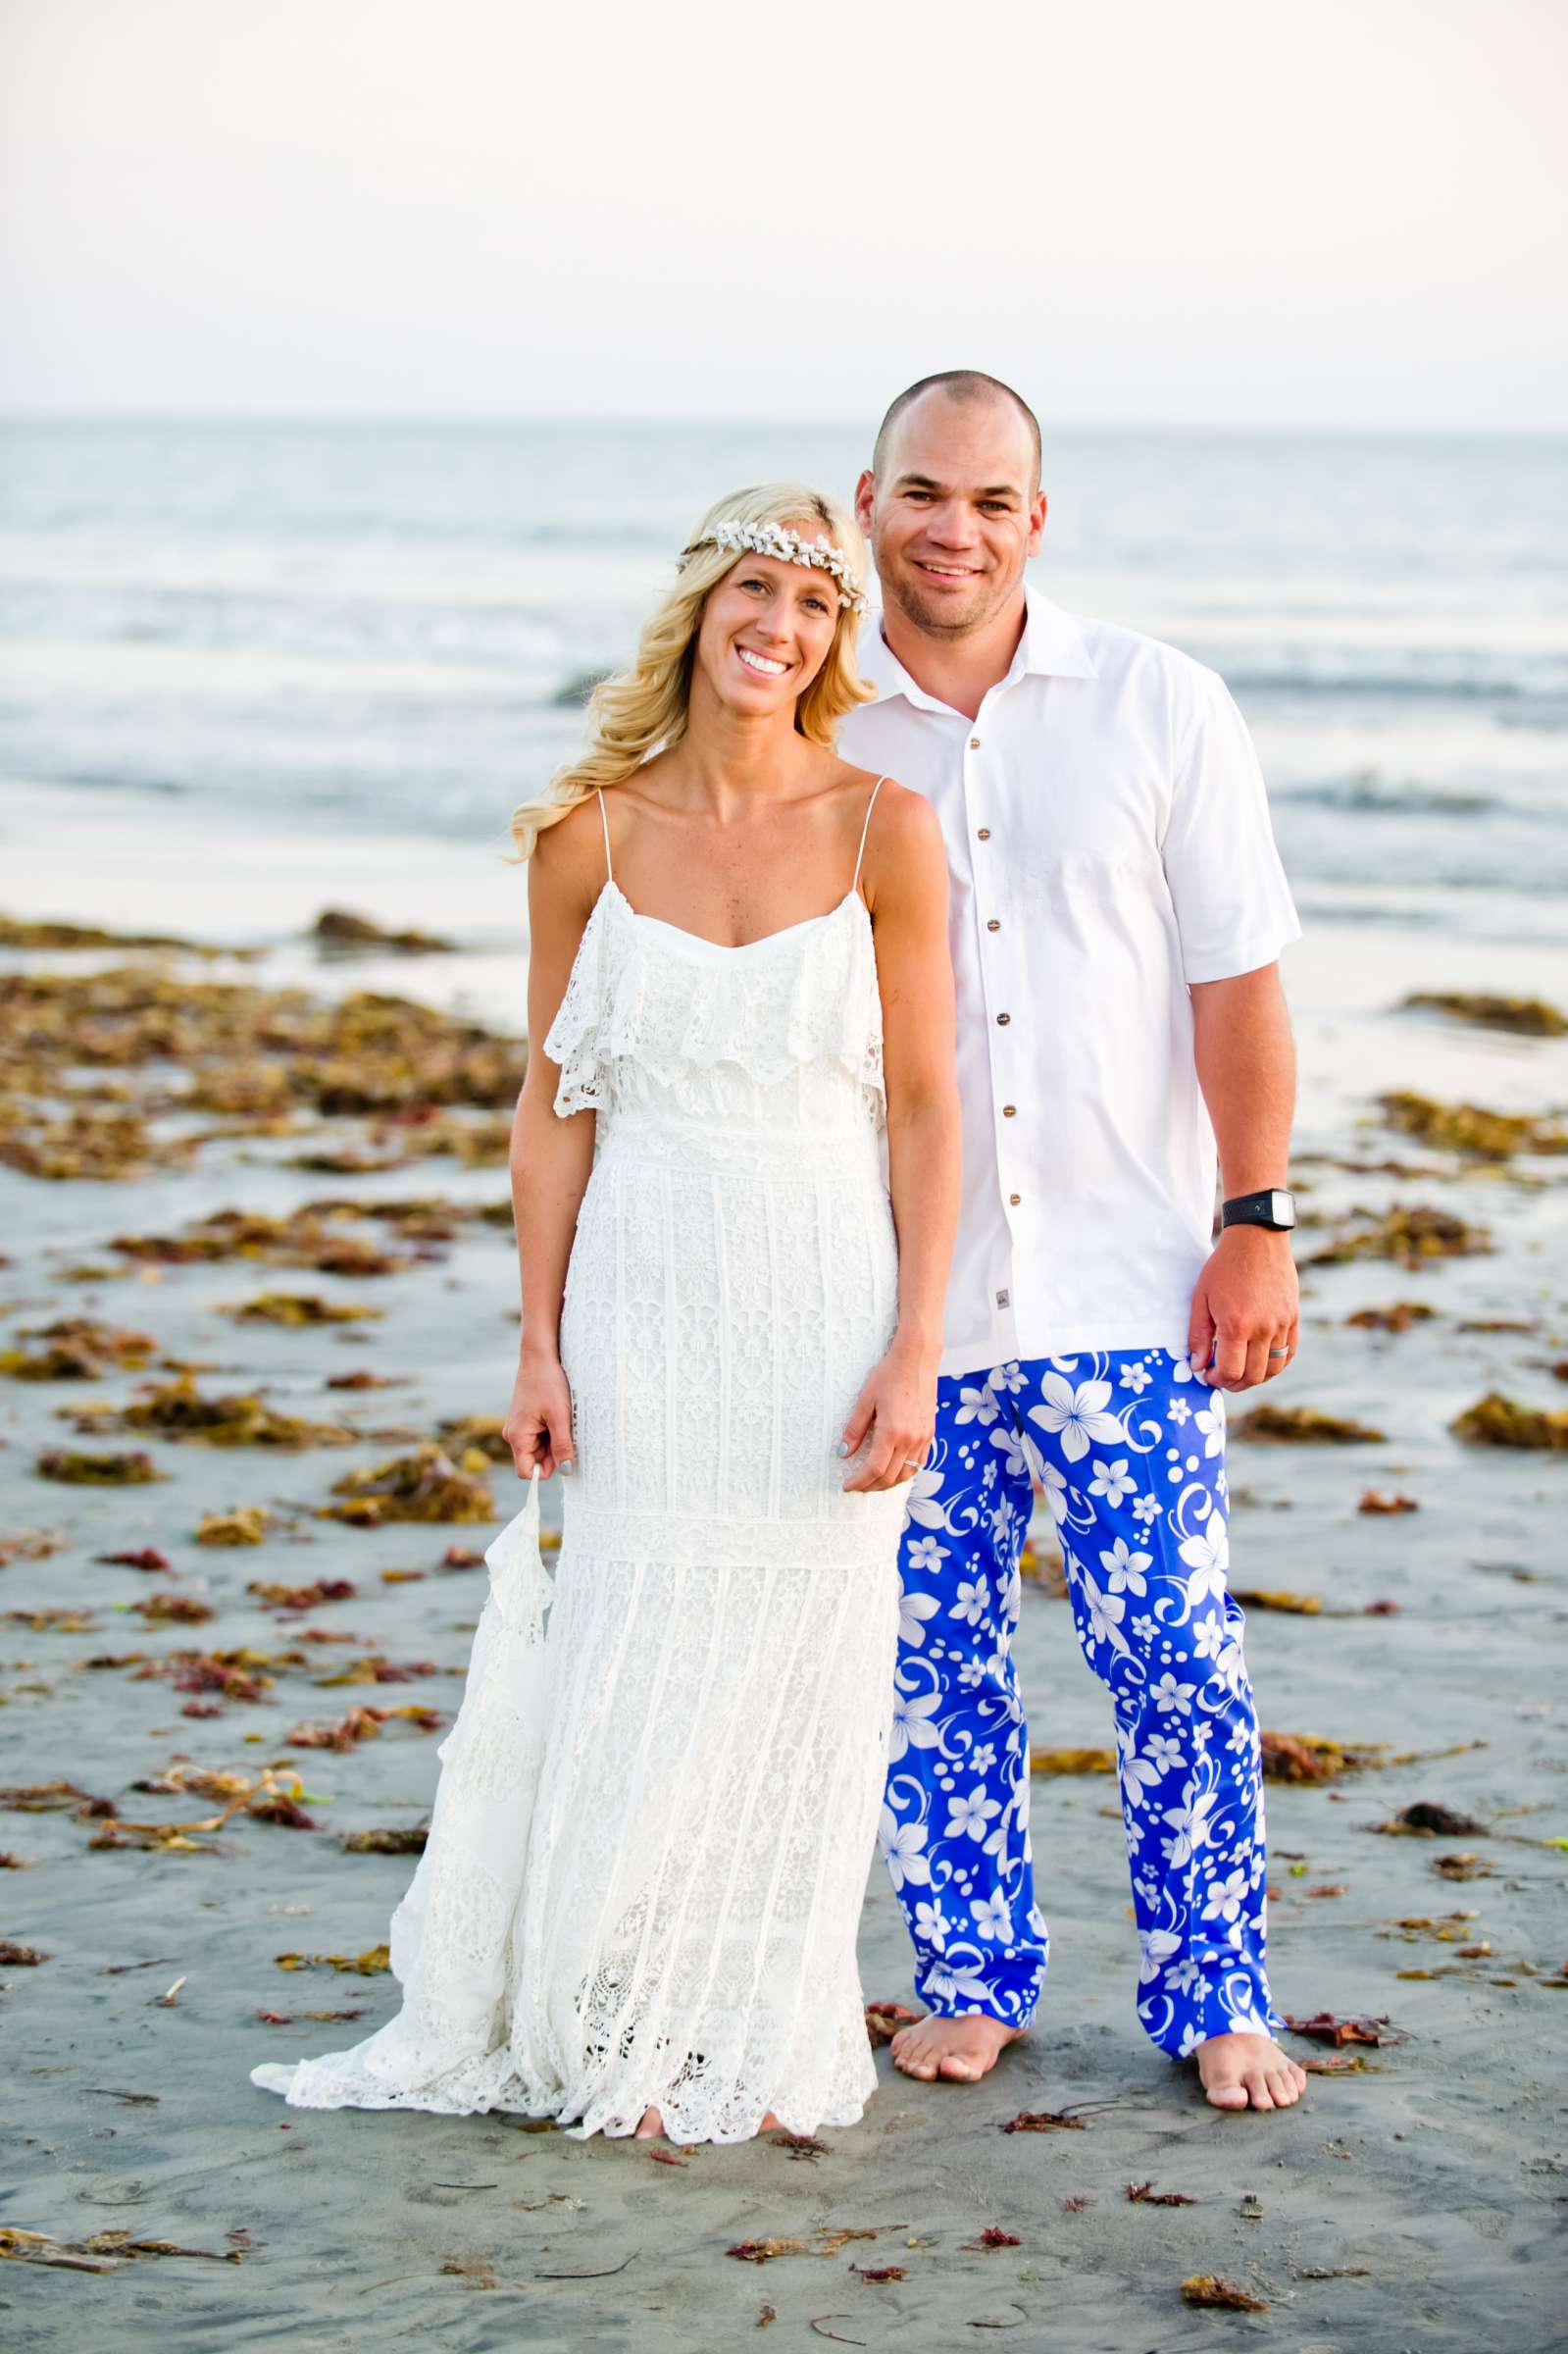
[880,1348,1284,2058]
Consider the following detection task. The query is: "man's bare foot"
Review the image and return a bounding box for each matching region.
[889,2013,1023,2083]
[1195,2030,1307,2112]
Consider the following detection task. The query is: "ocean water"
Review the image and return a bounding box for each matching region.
[1,420,1566,947]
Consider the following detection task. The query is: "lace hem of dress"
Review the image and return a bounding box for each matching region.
[542,889,885,1118]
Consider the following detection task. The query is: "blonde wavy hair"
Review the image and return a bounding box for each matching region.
[507,482,874,860]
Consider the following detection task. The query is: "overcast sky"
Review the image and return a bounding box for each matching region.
[3,0,1564,429]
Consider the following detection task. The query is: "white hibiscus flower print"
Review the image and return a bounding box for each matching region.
[1137,1925,1182,1983]
[923,1964,995,2007]
[1120,1360,1153,1394]
[1080,1570,1130,1658]
[1150,1671,1196,1715]
[1087,1457,1137,1509]
[955,1382,1000,1427]
[1193,1400,1226,1458]
[1160,1781,1221,1868]
[1117,1725,1163,1798]
[1201,1865,1250,1925]
[949,1577,988,1627]
[1144,1730,1185,1776]
[946,1784,1003,1842]
[1037,1458,1070,1526]
[1177,1514,1230,1608]
[970,1889,1012,1940]
[878,1806,931,1890]
[896,1580,939,1648]
[1131,1492,1161,1527]
[988,1424,1031,1479]
[888,1685,942,1761]
[1168,1397,1191,1425]
[1098,1536,1150,1597]
[904,1463,956,1532]
[906,1534,949,1574]
[989,1360,1027,1395]
[1028,1371,1127,1464]
[912,1899,951,1950]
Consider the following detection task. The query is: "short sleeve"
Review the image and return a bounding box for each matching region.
[1160,670,1301,984]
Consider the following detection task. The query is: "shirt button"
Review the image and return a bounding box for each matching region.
[969,736,982,750]
[1009,1192,1022,1205]
[1002,1103,1017,1117]
[996,1011,1010,1025]
[986,917,1000,932]
[977,827,990,841]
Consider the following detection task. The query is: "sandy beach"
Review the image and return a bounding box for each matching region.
[3,789,1567,2351]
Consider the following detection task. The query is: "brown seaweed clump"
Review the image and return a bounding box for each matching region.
[74,1373,357,1451]
[1234,1404,1388,1445]
[1401,990,1568,1038]
[1302,1203,1492,1269]
[35,1448,164,1485]
[111,1207,410,1277]
[319,1445,494,1527]
[1345,1302,1437,1333]
[220,1292,383,1326]
[1260,1730,1377,1784]
[194,1507,276,1547]
[1449,1392,1568,1452]
[0,912,234,954]
[1378,1091,1568,1160]
[435,1413,513,1465]
[0,1317,159,1380]
[0,1107,201,1183]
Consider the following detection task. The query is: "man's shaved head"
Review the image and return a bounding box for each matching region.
[873,371,1041,491]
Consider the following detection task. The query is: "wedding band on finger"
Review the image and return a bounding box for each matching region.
[1268,1348,1290,1359]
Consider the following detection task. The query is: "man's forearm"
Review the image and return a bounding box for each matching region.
[1189,964,1295,1200]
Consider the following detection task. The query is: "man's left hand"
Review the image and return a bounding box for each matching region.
[1188,1224,1299,1390]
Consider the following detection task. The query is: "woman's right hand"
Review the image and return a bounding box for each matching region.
[503,1352,576,1480]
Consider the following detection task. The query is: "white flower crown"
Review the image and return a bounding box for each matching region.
[683,518,870,616]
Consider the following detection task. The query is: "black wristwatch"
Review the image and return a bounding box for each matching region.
[1221,1189,1296,1232]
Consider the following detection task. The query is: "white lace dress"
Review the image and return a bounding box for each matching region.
[251,786,907,2142]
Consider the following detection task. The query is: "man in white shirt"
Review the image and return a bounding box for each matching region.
[838,372,1308,2114]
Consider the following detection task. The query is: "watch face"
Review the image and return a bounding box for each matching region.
[1270,1191,1296,1229]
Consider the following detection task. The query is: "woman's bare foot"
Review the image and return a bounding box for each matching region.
[634,2106,786,2139]
[890,2013,1023,2082]
[1195,2030,1307,2111]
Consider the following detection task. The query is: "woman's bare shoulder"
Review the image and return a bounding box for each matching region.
[531,791,614,915]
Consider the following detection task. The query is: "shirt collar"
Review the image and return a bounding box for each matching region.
[856,579,1098,713]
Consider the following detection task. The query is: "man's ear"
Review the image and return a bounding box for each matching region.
[1027,490,1047,557]
[853,468,876,533]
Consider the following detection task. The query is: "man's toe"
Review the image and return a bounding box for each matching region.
[1205,2079,1248,2110]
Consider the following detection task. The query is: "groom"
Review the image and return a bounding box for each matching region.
[838,373,1308,2113]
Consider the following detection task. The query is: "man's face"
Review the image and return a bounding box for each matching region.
[855,391,1045,638]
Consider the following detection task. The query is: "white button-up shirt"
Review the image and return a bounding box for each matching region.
[839,583,1301,1380]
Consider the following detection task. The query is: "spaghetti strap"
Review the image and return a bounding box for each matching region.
[851,777,886,896]
[595,788,613,885]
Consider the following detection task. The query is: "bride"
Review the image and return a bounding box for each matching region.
[252,484,959,2144]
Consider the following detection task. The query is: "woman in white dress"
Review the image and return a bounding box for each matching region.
[252,484,959,2144]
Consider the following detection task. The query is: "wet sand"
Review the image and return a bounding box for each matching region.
[3,805,1566,2349]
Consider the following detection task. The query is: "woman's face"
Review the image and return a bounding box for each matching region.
[692,539,842,717]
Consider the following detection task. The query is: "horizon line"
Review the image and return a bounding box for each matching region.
[2,410,1566,441]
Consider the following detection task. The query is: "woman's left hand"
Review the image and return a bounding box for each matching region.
[840,1337,937,1494]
